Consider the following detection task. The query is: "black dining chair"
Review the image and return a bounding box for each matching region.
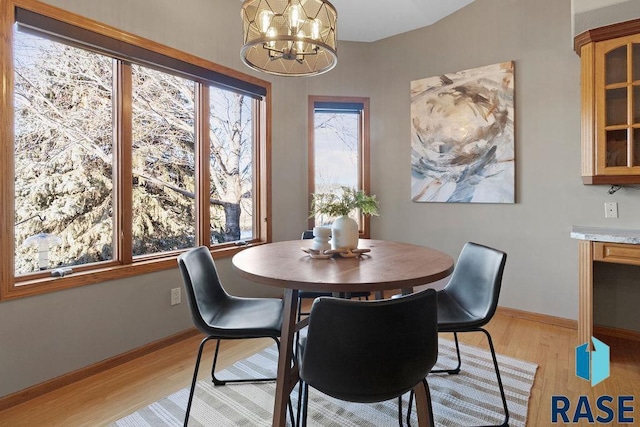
[407,242,509,427]
[297,230,370,321]
[297,289,439,427]
[177,246,292,426]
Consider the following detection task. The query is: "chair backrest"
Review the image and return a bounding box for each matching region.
[301,230,314,240]
[300,289,438,403]
[444,242,507,323]
[177,246,230,335]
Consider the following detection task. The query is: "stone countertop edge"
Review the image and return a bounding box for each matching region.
[570,226,640,244]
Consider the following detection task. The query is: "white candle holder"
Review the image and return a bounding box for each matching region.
[311,226,331,253]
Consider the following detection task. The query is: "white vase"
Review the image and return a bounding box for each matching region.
[311,226,331,253]
[331,216,359,250]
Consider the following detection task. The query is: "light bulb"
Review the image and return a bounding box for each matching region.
[311,18,321,40]
[288,3,301,32]
[296,30,306,53]
[258,10,273,34]
[266,27,276,49]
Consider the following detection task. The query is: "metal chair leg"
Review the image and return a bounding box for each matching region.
[407,330,509,427]
[287,395,295,427]
[406,390,413,427]
[189,337,290,425]
[211,339,225,385]
[430,332,461,374]
[300,382,309,427]
[480,327,510,427]
[185,336,216,426]
[296,379,304,426]
[211,337,280,385]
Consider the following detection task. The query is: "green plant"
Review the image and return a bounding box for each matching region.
[310,186,379,218]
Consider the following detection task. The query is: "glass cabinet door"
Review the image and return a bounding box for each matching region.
[596,35,640,175]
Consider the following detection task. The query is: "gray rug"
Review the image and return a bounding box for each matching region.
[112,338,537,426]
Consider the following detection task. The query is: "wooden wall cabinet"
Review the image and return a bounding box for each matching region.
[575,19,640,184]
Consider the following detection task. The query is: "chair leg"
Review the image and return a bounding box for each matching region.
[299,382,309,427]
[188,336,291,426]
[397,395,403,427]
[406,390,413,427]
[421,378,435,427]
[411,330,509,427]
[211,339,225,385]
[185,336,216,426]
[406,379,434,427]
[296,379,304,426]
[287,396,295,427]
[211,337,280,385]
[430,332,461,374]
[480,328,510,427]
[295,297,304,361]
[297,297,304,323]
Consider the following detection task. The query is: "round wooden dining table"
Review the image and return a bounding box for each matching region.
[232,239,454,427]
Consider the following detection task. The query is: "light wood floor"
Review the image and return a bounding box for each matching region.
[1,308,639,426]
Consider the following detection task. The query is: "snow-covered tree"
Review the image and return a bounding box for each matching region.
[13,31,252,273]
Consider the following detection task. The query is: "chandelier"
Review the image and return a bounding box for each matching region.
[241,0,338,77]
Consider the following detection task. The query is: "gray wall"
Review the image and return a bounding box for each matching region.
[2,0,639,399]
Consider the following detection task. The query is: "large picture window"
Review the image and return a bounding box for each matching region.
[308,96,370,236]
[1,1,270,300]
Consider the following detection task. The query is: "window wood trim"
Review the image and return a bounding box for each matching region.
[115,60,133,265]
[307,95,371,237]
[0,1,18,301]
[0,0,271,301]
[196,85,211,246]
[14,5,266,98]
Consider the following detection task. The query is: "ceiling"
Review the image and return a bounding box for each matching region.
[329,0,477,42]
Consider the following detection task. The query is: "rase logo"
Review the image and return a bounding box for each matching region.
[576,336,609,386]
[551,336,635,424]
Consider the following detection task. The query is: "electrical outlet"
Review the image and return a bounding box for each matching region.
[170,288,181,306]
[604,202,618,218]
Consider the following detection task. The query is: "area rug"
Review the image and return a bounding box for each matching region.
[112,339,537,426]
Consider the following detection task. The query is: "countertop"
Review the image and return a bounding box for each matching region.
[570,226,640,244]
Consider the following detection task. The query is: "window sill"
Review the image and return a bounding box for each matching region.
[1,242,266,301]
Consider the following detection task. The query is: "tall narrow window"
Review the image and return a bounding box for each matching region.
[209,87,254,244]
[308,96,370,236]
[131,64,196,257]
[14,30,114,275]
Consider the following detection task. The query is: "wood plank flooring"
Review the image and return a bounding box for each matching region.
[1,308,639,426]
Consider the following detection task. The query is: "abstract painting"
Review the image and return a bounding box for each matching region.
[410,61,514,203]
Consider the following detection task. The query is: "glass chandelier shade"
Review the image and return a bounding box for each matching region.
[241,0,337,77]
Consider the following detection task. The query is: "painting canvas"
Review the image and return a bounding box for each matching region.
[410,61,514,203]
